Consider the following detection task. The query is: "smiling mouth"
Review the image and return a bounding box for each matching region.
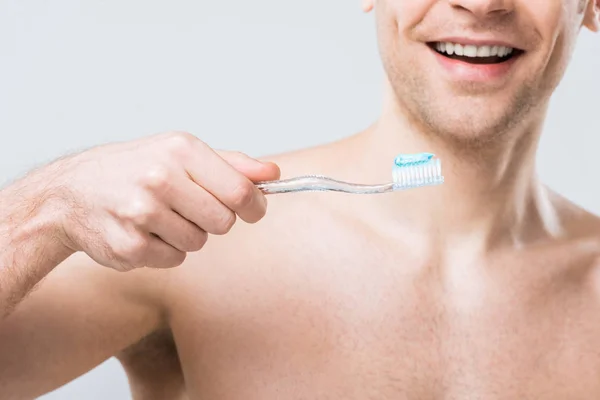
[427,42,524,65]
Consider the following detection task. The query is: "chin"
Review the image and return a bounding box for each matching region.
[402,87,536,147]
[411,107,520,150]
[426,117,503,144]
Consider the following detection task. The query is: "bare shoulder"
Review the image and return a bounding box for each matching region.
[161,141,354,305]
[259,136,351,177]
[550,189,600,241]
[113,144,352,398]
[541,189,600,278]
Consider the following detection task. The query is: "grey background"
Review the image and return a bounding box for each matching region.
[0,1,598,399]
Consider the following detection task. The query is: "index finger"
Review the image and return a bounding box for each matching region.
[185,143,269,224]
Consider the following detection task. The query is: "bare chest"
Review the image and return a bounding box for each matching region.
[168,251,600,399]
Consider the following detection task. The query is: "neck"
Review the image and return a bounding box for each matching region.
[348,82,561,255]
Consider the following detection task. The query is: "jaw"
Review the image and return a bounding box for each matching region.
[380,59,544,155]
[375,29,552,151]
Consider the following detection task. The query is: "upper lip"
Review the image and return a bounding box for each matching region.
[430,37,525,51]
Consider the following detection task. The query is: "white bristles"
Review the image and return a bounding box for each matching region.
[392,159,444,189]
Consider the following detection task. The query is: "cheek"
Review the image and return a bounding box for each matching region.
[521,1,581,89]
[375,0,431,64]
[375,0,434,33]
[520,0,580,48]
[375,2,436,97]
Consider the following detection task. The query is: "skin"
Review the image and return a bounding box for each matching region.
[1,0,600,398]
[0,136,280,316]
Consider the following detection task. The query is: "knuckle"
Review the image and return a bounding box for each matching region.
[189,230,208,251]
[112,235,149,267]
[120,198,158,227]
[166,251,187,268]
[164,131,201,157]
[252,197,268,221]
[168,130,195,142]
[229,180,255,209]
[213,210,236,235]
[141,165,171,191]
[147,249,186,269]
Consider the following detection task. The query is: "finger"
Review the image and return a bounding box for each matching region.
[143,235,188,269]
[217,151,281,182]
[148,209,208,252]
[107,226,187,271]
[186,145,269,224]
[157,132,280,181]
[111,193,208,248]
[165,174,238,235]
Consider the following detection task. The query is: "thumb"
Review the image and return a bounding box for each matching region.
[218,151,281,182]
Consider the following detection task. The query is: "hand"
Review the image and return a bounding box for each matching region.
[48,132,280,271]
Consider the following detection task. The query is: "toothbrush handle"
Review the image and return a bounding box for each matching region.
[255,175,395,195]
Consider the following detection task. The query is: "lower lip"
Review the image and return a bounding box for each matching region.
[431,47,520,82]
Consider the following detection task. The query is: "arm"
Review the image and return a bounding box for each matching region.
[0,132,279,317]
[0,163,74,317]
[0,131,279,397]
[0,251,168,399]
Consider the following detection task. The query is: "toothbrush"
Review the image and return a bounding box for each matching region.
[255,152,444,195]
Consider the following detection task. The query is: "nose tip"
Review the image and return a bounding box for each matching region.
[448,0,514,18]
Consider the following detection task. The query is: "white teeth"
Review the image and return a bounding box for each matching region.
[476,45,491,57]
[463,45,477,57]
[435,42,514,58]
[454,43,464,56]
[502,47,513,56]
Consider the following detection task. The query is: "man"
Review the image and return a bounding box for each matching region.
[1,0,599,398]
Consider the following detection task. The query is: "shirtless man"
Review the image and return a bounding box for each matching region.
[1,0,599,398]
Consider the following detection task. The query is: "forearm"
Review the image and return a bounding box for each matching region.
[0,168,74,317]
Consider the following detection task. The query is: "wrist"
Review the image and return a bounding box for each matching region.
[0,163,75,258]
[0,175,74,316]
[1,199,74,263]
